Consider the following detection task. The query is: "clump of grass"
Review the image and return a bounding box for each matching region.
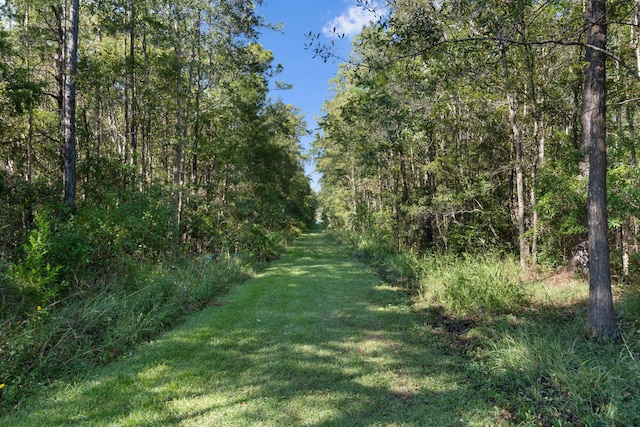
[0,255,254,412]
[620,284,640,330]
[419,253,528,318]
[469,312,640,426]
[449,271,640,426]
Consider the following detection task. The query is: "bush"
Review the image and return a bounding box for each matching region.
[0,254,254,412]
[419,253,528,318]
[237,223,291,261]
[3,213,65,313]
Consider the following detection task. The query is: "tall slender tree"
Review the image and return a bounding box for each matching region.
[583,0,618,339]
[62,0,79,210]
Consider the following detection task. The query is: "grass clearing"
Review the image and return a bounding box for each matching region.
[2,232,495,426]
[3,231,639,426]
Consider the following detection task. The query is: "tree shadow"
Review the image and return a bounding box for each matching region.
[5,232,497,426]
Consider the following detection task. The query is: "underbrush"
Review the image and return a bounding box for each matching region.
[334,230,640,425]
[0,255,255,412]
[335,231,424,286]
[472,317,640,426]
[423,261,640,425]
[419,253,528,318]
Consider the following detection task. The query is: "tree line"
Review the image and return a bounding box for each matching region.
[313,0,640,339]
[1,0,316,312]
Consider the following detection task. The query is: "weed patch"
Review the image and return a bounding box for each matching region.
[0,255,255,412]
[419,253,528,319]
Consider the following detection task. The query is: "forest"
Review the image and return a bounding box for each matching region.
[0,0,315,408]
[313,0,640,339]
[2,0,640,422]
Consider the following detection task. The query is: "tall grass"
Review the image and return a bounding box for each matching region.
[418,253,528,318]
[469,312,640,426]
[334,231,424,286]
[0,255,254,412]
[334,229,640,425]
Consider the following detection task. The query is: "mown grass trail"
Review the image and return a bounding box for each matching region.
[3,232,494,426]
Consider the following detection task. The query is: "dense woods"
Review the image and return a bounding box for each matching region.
[2,1,640,422]
[314,0,640,338]
[0,0,315,299]
[0,0,315,405]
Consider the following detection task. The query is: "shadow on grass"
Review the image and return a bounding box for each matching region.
[416,287,640,426]
[5,232,495,426]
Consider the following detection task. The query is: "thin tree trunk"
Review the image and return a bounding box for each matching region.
[501,47,528,269]
[525,43,543,264]
[635,0,640,81]
[172,13,186,244]
[192,13,203,186]
[141,30,151,191]
[584,0,617,339]
[23,4,34,184]
[129,0,138,177]
[62,0,80,210]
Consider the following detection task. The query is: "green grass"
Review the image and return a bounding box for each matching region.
[415,254,640,426]
[1,232,495,426]
[0,254,255,411]
[417,252,527,319]
[4,232,639,426]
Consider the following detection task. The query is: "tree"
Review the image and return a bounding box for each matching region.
[583,0,618,339]
[62,0,79,210]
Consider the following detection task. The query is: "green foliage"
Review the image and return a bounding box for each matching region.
[0,254,255,412]
[469,308,640,426]
[237,223,284,261]
[419,253,528,318]
[335,230,423,286]
[4,213,64,310]
[535,140,587,266]
[620,284,640,330]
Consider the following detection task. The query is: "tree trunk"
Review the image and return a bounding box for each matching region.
[172,12,186,244]
[524,43,544,264]
[129,0,138,178]
[141,30,151,191]
[62,0,80,210]
[501,47,528,269]
[584,0,617,339]
[635,0,640,81]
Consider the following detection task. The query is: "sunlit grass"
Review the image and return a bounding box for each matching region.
[7,231,634,426]
[2,232,496,426]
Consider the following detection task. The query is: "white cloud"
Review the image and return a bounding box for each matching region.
[322,2,385,38]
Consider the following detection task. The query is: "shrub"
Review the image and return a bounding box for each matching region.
[3,213,65,312]
[0,254,254,412]
[237,223,285,261]
[420,253,528,318]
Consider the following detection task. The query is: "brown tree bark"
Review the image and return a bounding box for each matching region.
[584,0,618,339]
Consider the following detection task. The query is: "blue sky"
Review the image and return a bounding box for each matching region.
[257,1,383,191]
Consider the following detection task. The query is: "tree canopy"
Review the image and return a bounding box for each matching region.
[313,0,640,339]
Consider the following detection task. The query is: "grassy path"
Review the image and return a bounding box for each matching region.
[3,232,493,426]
